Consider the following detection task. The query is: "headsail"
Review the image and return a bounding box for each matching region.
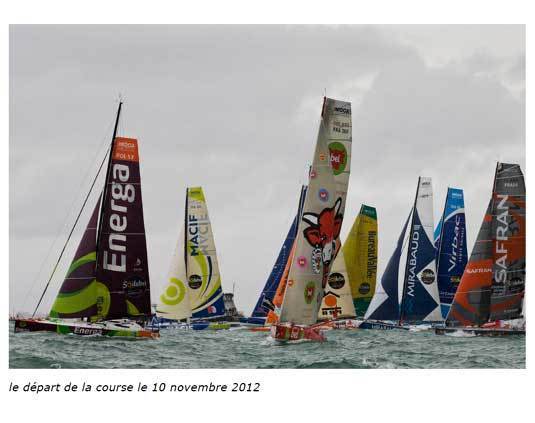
[365,213,411,320]
[344,204,378,317]
[186,187,225,319]
[156,225,191,321]
[399,177,442,322]
[49,196,101,318]
[489,163,525,321]
[95,137,152,320]
[279,98,348,325]
[435,188,468,318]
[251,186,307,321]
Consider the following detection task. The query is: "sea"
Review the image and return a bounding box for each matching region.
[9,323,525,369]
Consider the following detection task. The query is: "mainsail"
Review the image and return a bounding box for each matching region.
[95,137,152,320]
[186,187,225,319]
[344,204,378,317]
[251,186,307,322]
[434,188,468,318]
[49,196,101,318]
[399,177,442,322]
[278,98,350,325]
[447,163,526,326]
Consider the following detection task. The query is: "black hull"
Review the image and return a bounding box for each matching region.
[435,326,525,336]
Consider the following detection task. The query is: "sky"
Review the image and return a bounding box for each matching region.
[9,25,525,315]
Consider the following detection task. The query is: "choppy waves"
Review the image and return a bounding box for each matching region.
[9,323,525,369]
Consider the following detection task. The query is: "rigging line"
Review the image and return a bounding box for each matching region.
[21,118,115,314]
[31,142,112,318]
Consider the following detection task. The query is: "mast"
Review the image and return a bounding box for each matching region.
[398,177,421,325]
[95,101,122,270]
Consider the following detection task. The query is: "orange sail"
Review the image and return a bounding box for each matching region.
[266,241,296,324]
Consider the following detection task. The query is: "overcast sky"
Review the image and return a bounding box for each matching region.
[9,25,525,315]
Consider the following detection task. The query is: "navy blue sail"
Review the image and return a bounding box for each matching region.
[435,188,468,318]
[247,185,307,325]
[364,214,411,321]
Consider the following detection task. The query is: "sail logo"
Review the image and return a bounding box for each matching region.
[334,106,351,115]
[304,282,315,304]
[188,274,202,290]
[328,142,347,175]
[421,269,435,285]
[302,198,343,287]
[188,211,211,257]
[296,256,307,268]
[103,164,135,273]
[318,188,329,202]
[359,282,371,295]
[406,230,420,297]
[367,231,377,278]
[495,194,509,284]
[448,215,463,272]
[328,273,345,289]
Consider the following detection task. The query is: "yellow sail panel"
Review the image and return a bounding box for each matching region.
[343,205,378,317]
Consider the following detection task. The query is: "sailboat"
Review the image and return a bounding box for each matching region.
[435,163,525,336]
[434,188,468,318]
[361,177,442,330]
[14,102,159,338]
[155,187,234,330]
[270,97,352,342]
[244,186,307,327]
[317,204,378,328]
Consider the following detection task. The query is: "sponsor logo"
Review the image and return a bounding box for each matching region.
[328,142,348,175]
[319,153,327,162]
[188,274,202,289]
[318,188,329,202]
[334,106,351,115]
[304,282,315,304]
[102,163,136,273]
[188,206,211,257]
[495,194,509,284]
[123,277,147,296]
[302,198,343,288]
[207,305,217,314]
[466,267,492,274]
[406,230,420,297]
[421,269,436,285]
[359,282,371,295]
[504,182,518,188]
[328,272,345,290]
[74,327,103,336]
[450,275,461,285]
[296,256,307,268]
[448,215,464,272]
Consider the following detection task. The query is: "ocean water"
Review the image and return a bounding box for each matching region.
[9,323,525,369]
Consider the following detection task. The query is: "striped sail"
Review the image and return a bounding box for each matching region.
[344,205,378,317]
[251,186,307,322]
[49,196,101,318]
[399,177,442,322]
[279,98,348,325]
[435,188,468,318]
[186,187,225,319]
[156,225,192,320]
[95,137,152,320]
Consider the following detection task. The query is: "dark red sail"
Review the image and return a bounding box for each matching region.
[95,137,151,319]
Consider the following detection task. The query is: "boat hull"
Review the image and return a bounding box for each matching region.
[435,326,525,336]
[358,320,408,330]
[14,318,159,339]
[270,323,326,342]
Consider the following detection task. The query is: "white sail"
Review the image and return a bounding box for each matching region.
[156,226,192,320]
[318,251,356,319]
[279,98,348,326]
